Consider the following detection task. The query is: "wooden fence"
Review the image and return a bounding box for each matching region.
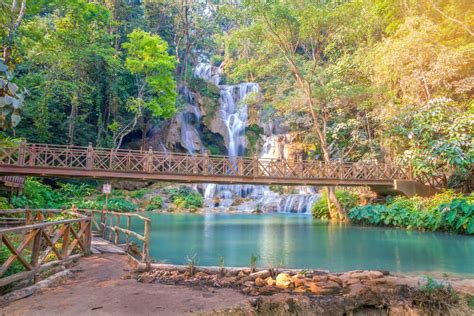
[79,209,151,263]
[0,209,91,287]
[0,208,151,288]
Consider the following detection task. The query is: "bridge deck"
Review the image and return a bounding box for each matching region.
[0,143,412,186]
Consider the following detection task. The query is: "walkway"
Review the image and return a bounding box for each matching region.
[0,142,418,187]
[1,254,248,316]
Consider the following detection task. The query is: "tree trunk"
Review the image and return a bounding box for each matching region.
[3,0,26,66]
[68,92,79,145]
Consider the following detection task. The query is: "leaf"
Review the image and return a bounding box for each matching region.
[0,62,7,72]
[11,114,21,127]
[7,82,17,94]
[4,95,15,105]
[465,217,474,234]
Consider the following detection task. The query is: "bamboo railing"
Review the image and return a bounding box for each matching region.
[0,209,91,287]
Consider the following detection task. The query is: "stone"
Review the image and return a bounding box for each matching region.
[307,282,320,294]
[275,273,292,288]
[249,271,270,280]
[325,281,342,289]
[257,285,279,296]
[293,286,307,294]
[265,277,275,286]
[367,271,384,279]
[291,275,305,288]
[328,275,343,286]
[255,277,266,287]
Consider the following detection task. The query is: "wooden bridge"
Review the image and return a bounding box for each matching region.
[0,142,425,189]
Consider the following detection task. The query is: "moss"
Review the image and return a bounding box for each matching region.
[245,124,264,156]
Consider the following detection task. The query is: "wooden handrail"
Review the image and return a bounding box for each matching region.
[77,209,150,263]
[0,142,426,187]
[0,211,91,287]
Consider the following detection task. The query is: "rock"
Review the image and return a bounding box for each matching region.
[307,282,320,294]
[243,281,254,287]
[293,286,307,294]
[249,270,270,280]
[266,277,275,286]
[257,285,279,296]
[255,277,266,287]
[275,273,292,288]
[367,271,384,279]
[349,271,370,280]
[328,275,343,286]
[291,275,305,288]
[325,281,342,289]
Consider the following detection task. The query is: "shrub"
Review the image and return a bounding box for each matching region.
[130,188,152,199]
[145,196,163,211]
[312,190,359,219]
[348,192,474,234]
[165,186,203,209]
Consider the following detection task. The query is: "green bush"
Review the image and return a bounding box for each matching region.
[11,179,63,208]
[0,196,11,209]
[165,186,203,209]
[312,190,359,219]
[348,192,474,234]
[130,188,152,199]
[146,196,163,211]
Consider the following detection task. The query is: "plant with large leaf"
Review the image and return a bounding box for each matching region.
[0,58,25,132]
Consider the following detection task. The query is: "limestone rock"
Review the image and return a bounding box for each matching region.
[266,277,275,286]
[255,277,266,287]
[275,273,292,288]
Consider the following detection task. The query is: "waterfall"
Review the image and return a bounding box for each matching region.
[193,60,320,213]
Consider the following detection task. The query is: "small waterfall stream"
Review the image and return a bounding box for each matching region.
[193,60,320,213]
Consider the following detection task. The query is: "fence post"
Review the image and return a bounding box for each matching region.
[142,220,151,268]
[63,224,70,258]
[31,228,42,282]
[18,141,27,166]
[125,215,131,249]
[114,214,121,245]
[86,142,94,170]
[81,219,92,255]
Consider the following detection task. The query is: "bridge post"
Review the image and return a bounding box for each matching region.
[146,146,153,173]
[203,153,209,175]
[29,143,37,166]
[18,141,27,166]
[86,142,93,170]
[253,155,259,177]
[237,157,243,176]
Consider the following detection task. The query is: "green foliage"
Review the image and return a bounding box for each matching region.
[165,186,203,209]
[123,29,177,118]
[245,124,264,155]
[0,58,25,131]
[0,244,26,277]
[413,277,459,312]
[312,190,359,220]
[145,195,163,211]
[0,196,11,209]
[12,178,63,208]
[130,188,152,199]
[349,192,474,234]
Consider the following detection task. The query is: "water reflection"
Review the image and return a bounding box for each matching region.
[142,213,474,276]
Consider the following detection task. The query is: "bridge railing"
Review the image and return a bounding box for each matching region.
[0,142,414,183]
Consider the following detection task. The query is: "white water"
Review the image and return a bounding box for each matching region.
[194,61,320,213]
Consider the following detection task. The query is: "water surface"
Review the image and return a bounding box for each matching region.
[133,213,474,276]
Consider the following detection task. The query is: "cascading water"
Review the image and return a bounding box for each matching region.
[194,60,320,213]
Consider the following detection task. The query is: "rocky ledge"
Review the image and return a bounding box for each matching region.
[137,267,470,314]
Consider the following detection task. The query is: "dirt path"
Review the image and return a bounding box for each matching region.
[1,254,249,316]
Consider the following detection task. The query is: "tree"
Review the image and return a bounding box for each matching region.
[117,29,177,148]
[0,58,24,133]
[223,1,383,220]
